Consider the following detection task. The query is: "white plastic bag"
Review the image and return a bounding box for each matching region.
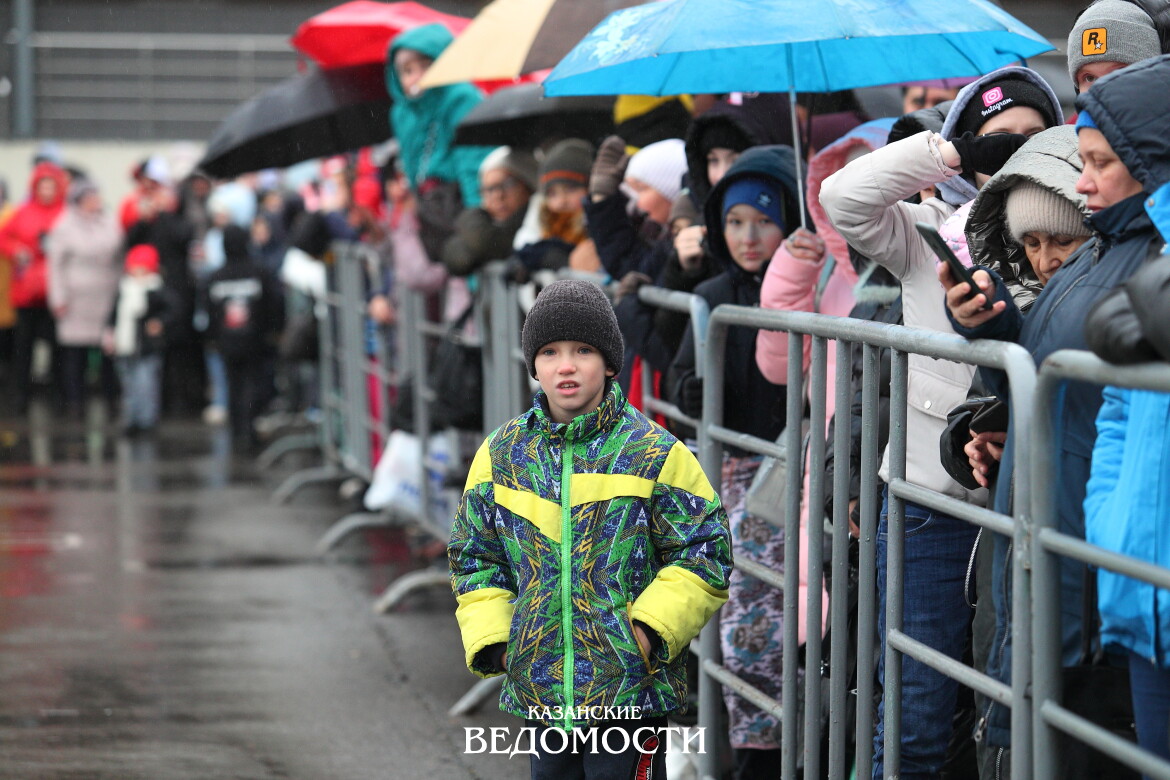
[364,430,457,527]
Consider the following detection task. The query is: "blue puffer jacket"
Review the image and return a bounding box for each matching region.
[1082,54,1170,673]
[1084,387,1170,667]
[948,53,1170,748]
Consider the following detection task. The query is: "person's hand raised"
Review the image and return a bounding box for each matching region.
[674,225,706,271]
[785,227,825,263]
[937,262,1005,328]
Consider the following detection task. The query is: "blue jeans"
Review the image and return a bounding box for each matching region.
[1128,650,1170,779]
[873,487,979,780]
[204,348,228,409]
[116,354,162,428]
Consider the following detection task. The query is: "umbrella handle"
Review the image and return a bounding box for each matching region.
[788,86,807,231]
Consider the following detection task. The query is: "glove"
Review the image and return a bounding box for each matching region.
[614,271,652,305]
[678,375,704,418]
[589,135,630,200]
[949,131,1028,176]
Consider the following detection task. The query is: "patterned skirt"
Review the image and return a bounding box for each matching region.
[718,452,803,750]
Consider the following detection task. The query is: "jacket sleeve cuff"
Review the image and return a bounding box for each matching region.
[630,566,728,661]
[455,587,515,678]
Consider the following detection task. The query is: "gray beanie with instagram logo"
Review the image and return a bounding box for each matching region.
[521,280,624,378]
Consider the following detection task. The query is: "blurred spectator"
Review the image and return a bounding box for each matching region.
[514,139,598,274]
[441,146,536,277]
[46,179,123,418]
[613,95,694,151]
[585,136,688,281]
[202,225,285,450]
[0,177,15,385]
[385,23,491,263]
[0,160,69,414]
[125,175,203,417]
[178,170,213,241]
[103,245,176,436]
[901,84,961,114]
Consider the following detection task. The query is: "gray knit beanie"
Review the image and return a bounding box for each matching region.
[1067,0,1160,88]
[480,146,539,193]
[521,280,624,378]
[1004,181,1091,243]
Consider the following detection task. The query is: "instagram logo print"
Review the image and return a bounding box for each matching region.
[982,87,1004,107]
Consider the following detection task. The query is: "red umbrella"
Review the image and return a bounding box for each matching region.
[290,1,470,70]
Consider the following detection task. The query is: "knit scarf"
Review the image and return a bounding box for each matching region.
[540,207,588,246]
[114,273,161,356]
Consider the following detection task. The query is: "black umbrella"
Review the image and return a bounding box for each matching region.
[453,82,613,149]
[198,62,392,178]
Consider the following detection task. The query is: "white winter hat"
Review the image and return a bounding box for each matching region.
[623,138,687,204]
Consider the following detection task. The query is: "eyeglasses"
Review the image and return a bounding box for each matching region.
[480,177,519,197]
[978,129,1045,139]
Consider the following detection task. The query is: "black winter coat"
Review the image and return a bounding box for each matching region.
[667,146,808,451]
[203,228,285,362]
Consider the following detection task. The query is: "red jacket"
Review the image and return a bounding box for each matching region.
[0,162,68,308]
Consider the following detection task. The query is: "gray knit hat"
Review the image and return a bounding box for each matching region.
[1067,0,1160,88]
[1004,181,1091,243]
[480,146,539,193]
[539,139,594,190]
[521,280,624,378]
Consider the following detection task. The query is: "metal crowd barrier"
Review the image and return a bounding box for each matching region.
[264,242,1170,779]
[269,242,392,505]
[1031,349,1170,780]
[693,305,1037,780]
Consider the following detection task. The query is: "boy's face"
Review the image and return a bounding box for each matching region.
[534,340,613,424]
[1075,61,1127,93]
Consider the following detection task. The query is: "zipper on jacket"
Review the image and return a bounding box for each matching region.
[560,443,575,732]
[1037,274,1088,337]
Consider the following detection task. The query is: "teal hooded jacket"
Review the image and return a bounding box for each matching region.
[385,24,491,207]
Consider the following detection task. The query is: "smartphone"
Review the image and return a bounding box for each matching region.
[915,221,992,311]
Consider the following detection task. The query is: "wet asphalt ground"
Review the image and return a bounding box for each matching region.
[0,401,524,780]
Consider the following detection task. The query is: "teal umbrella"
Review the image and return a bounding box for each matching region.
[542,0,1053,225]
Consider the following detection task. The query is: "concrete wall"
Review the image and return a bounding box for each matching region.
[0,140,205,207]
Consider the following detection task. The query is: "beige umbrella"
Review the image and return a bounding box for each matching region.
[419,0,646,89]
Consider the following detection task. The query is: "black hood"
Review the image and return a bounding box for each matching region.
[703,144,808,274]
[685,94,793,208]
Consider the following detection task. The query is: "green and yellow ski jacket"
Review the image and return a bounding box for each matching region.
[449,383,732,729]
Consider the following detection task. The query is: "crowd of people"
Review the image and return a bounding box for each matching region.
[4,1,1170,778]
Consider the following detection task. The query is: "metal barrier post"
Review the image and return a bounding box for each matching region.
[882,348,909,779]
[313,244,400,555]
[854,341,882,780]
[804,335,828,778]
[698,308,728,780]
[826,338,854,780]
[782,331,805,780]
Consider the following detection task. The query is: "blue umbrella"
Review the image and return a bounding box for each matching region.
[542,0,1054,97]
[542,0,1055,224]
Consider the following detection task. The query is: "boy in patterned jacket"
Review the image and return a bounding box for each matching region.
[449,279,732,779]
